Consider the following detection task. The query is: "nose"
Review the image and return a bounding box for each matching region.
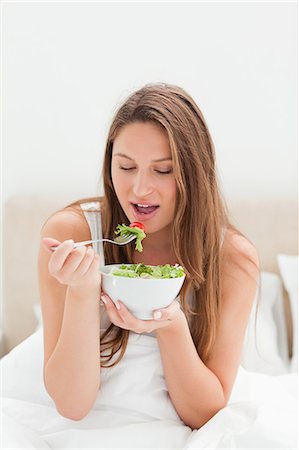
[132,170,154,198]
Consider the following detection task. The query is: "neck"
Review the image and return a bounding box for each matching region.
[132,227,177,265]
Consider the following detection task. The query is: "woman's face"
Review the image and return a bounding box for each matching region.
[111,121,177,235]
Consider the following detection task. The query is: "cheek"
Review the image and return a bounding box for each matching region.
[162,180,177,216]
[167,179,177,203]
[111,168,127,195]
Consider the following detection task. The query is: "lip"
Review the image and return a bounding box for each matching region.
[130,203,160,221]
[130,202,160,207]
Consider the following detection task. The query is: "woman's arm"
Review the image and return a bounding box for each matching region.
[156,312,225,429]
[38,211,101,420]
[44,283,101,420]
[155,233,259,429]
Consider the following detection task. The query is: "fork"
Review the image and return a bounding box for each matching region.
[50,233,136,251]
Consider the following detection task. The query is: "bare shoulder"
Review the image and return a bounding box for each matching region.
[40,204,91,242]
[221,228,260,285]
[223,228,259,265]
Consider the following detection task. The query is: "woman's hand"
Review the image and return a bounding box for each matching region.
[100,292,185,334]
[42,237,101,289]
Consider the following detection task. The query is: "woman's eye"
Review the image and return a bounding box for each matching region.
[120,167,135,171]
[119,167,172,174]
[155,169,173,175]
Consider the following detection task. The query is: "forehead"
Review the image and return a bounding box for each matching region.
[113,122,171,158]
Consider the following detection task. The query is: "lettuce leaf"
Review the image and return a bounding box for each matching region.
[110,263,185,279]
[115,224,146,252]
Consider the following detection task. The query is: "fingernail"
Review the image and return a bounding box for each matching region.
[115,301,121,310]
[100,295,107,305]
[153,311,162,320]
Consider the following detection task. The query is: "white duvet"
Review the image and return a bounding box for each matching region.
[1,329,297,449]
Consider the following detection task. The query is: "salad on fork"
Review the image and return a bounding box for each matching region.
[115,221,146,252]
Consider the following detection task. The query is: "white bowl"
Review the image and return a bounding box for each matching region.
[100,264,185,320]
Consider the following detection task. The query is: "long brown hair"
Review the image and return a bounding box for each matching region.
[70,83,259,366]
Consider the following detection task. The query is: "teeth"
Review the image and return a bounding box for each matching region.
[133,203,159,209]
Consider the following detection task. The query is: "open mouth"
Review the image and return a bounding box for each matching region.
[132,203,160,215]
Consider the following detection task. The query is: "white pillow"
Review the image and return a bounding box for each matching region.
[1,329,51,405]
[241,272,289,375]
[277,254,298,373]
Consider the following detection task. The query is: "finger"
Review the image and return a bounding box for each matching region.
[48,239,75,273]
[152,299,181,321]
[72,247,96,277]
[88,252,101,275]
[114,301,164,334]
[42,237,62,253]
[114,301,142,327]
[100,293,124,326]
[89,250,100,268]
[58,246,88,277]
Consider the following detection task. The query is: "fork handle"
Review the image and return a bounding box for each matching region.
[73,238,115,248]
[50,238,115,252]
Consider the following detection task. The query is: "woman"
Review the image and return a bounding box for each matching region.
[39,83,259,429]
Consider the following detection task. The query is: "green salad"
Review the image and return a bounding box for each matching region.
[114,223,146,252]
[110,263,185,279]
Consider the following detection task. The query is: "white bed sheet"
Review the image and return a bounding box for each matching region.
[1,329,297,449]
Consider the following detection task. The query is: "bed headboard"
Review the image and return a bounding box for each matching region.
[2,195,298,355]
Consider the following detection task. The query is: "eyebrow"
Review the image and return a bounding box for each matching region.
[114,152,172,163]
